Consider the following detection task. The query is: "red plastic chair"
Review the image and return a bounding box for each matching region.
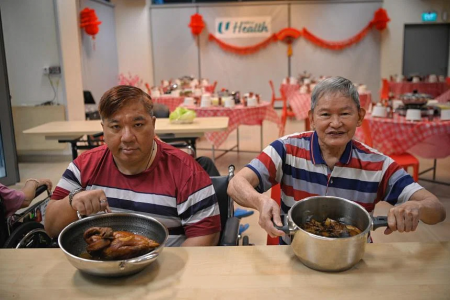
[269,80,283,107]
[361,119,419,182]
[267,184,282,245]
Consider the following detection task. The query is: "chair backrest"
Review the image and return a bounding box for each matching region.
[153,103,170,118]
[269,80,276,96]
[0,197,9,247]
[210,165,235,240]
[267,183,281,245]
[83,91,96,104]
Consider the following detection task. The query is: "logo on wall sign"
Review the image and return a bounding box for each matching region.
[215,17,271,38]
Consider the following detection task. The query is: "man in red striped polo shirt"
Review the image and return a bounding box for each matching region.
[228,76,446,244]
[45,86,220,246]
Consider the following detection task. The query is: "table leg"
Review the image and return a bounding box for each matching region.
[260,125,263,151]
[418,159,450,186]
[237,127,240,152]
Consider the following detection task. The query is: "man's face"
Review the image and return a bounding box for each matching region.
[101,100,156,167]
[309,92,365,151]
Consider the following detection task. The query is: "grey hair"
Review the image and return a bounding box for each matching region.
[310,76,360,111]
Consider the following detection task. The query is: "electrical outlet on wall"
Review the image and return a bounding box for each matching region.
[43,66,61,75]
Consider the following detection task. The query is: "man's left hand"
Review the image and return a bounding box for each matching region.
[384,201,422,235]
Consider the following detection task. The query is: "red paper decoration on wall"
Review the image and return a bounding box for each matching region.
[80,8,102,40]
[189,13,205,36]
[207,8,391,56]
[371,8,391,31]
[276,28,302,56]
[208,33,277,55]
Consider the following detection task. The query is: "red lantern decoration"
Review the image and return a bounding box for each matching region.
[276,28,302,56]
[189,13,205,36]
[80,8,102,40]
[371,8,390,31]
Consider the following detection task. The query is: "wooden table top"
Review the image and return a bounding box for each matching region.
[1,242,449,300]
[23,117,229,138]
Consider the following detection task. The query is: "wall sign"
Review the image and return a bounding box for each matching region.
[422,11,437,22]
[215,17,271,38]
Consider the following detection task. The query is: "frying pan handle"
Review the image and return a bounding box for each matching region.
[76,210,109,220]
[372,216,389,231]
[125,252,159,266]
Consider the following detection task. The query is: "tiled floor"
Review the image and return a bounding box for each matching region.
[10,113,450,245]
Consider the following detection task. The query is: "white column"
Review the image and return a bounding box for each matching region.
[112,0,154,87]
[55,0,85,121]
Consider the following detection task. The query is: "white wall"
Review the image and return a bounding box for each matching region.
[381,0,450,78]
[291,1,381,102]
[112,0,153,87]
[0,0,64,106]
[80,0,119,103]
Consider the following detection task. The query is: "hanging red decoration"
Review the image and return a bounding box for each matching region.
[301,24,372,50]
[80,8,102,40]
[371,8,391,31]
[275,28,302,56]
[208,33,277,55]
[203,8,391,55]
[189,13,205,36]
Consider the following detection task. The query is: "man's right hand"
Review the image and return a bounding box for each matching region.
[257,195,286,238]
[71,190,111,216]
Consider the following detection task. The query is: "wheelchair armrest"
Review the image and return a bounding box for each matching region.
[35,185,49,197]
[219,216,240,246]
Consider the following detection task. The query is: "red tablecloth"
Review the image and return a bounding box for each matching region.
[280,84,300,98]
[354,114,450,159]
[287,92,372,121]
[389,82,449,98]
[435,89,450,104]
[152,96,185,112]
[183,102,280,147]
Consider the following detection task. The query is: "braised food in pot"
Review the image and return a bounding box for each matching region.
[301,218,362,238]
[82,227,160,260]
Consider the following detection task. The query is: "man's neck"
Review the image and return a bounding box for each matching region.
[318,143,346,170]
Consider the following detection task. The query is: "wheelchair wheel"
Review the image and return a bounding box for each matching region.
[3,222,52,248]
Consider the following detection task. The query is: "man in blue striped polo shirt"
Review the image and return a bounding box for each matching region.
[228,76,446,244]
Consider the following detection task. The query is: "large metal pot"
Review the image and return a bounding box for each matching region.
[277,196,388,272]
[58,213,168,277]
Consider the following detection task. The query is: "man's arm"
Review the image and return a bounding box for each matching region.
[181,232,220,247]
[385,188,446,234]
[45,198,78,238]
[227,167,285,237]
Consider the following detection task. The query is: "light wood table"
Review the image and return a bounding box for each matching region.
[1,243,449,299]
[23,117,229,159]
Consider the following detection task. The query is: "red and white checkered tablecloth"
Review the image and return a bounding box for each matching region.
[152,96,185,112]
[435,89,450,104]
[354,114,450,158]
[280,84,300,98]
[184,102,280,147]
[389,82,449,98]
[287,92,372,121]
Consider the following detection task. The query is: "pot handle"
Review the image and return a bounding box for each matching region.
[272,215,298,235]
[372,216,389,231]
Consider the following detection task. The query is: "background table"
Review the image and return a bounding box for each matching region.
[183,102,280,159]
[354,114,450,185]
[23,117,229,159]
[389,81,449,98]
[1,243,449,300]
[435,89,450,103]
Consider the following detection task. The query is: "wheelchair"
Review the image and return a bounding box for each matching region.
[0,185,55,248]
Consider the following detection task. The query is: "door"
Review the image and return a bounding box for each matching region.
[0,11,19,185]
[403,24,450,76]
